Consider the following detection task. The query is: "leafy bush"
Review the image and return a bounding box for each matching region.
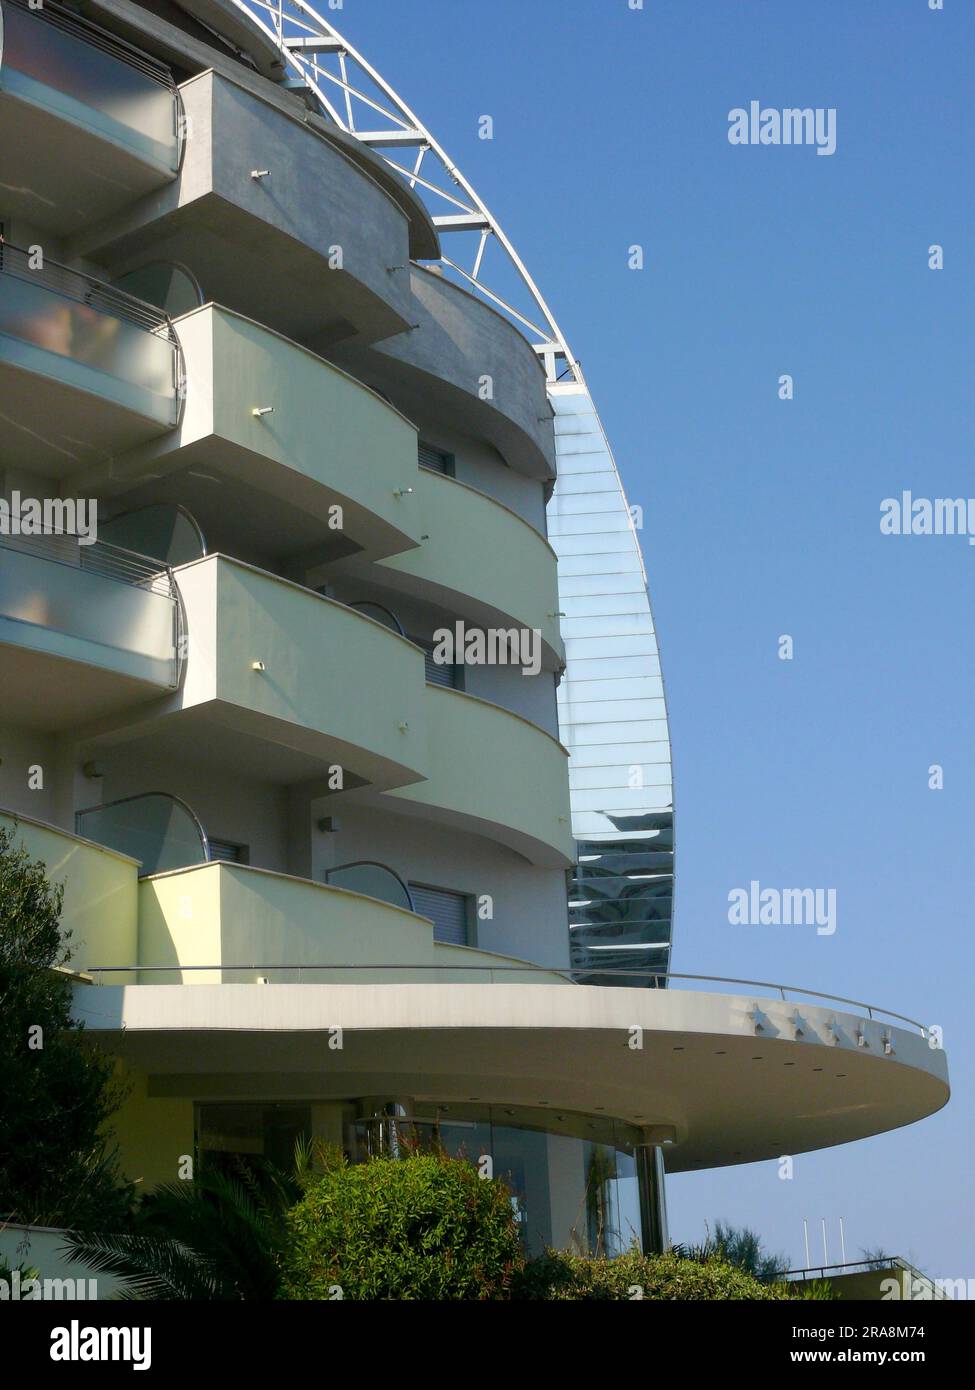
[514,1247,827,1300]
[281,1151,521,1300]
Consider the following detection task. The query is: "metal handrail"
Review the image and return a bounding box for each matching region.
[0,243,180,342]
[783,1257,901,1279]
[781,1257,948,1297]
[343,601,406,637]
[4,0,178,89]
[75,963,930,1035]
[0,530,177,599]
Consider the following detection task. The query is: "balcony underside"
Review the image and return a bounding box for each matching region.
[79,700,424,796]
[0,351,175,474]
[76,982,949,1172]
[93,435,415,571]
[0,637,172,731]
[0,86,175,236]
[87,196,410,352]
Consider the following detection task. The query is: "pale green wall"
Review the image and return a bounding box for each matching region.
[0,810,138,976]
[389,686,575,866]
[379,467,564,662]
[111,1072,195,1190]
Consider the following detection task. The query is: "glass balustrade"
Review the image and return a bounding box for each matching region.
[324,860,415,912]
[0,0,181,173]
[76,794,208,877]
[99,503,206,567]
[112,263,204,319]
[0,530,179,687]
[0,243,182,425]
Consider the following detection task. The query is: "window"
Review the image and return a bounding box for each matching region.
[409,884,472,947]
[418,441,455,477]
[208,837,249,865]
[196,1104,310,1177]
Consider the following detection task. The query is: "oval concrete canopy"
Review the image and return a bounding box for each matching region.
[75,982,949,1172]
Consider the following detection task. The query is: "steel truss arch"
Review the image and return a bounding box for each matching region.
[230,0,581,384]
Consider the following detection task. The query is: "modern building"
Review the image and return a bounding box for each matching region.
[0,0,948,1263]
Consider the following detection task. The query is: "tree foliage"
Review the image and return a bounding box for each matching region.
[65,1159,303,1300]
[0,824,130,1228]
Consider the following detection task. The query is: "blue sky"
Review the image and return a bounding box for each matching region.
[340,0,973,1274]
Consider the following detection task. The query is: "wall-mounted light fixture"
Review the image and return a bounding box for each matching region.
[251,661,266,672]
[251,169,270,180]
[251,406,274,418]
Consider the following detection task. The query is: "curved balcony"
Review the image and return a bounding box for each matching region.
[71,554,570,863]
[170,555,429,791]
[88,305,421,566]
[0,532,179,728]
[377,468,564,669]
[331,265,556,480]
[80,68,415,351]
[390,684,574,867]
[0,244,182,473]
[0,0,181,234]
[130,860,566,986]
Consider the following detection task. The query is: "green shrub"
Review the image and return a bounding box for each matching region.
[281,1152,521,1300]
[514,1247,821,1300]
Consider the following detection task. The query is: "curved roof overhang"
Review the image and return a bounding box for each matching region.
[76,982,949,1172]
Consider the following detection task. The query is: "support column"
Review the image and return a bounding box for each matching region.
[636,1141,669,1254]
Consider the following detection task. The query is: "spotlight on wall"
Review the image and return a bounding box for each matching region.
[393,487,413,498]
[251,661,266,672]
[251,406,274,418]
[250,169,270,180]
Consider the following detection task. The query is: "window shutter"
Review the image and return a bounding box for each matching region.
[409,884,470,946]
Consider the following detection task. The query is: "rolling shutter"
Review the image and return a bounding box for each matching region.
[208,838,248,864]
[409,884,470,946]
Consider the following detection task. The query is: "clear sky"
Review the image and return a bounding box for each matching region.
[337,0,973,1276]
